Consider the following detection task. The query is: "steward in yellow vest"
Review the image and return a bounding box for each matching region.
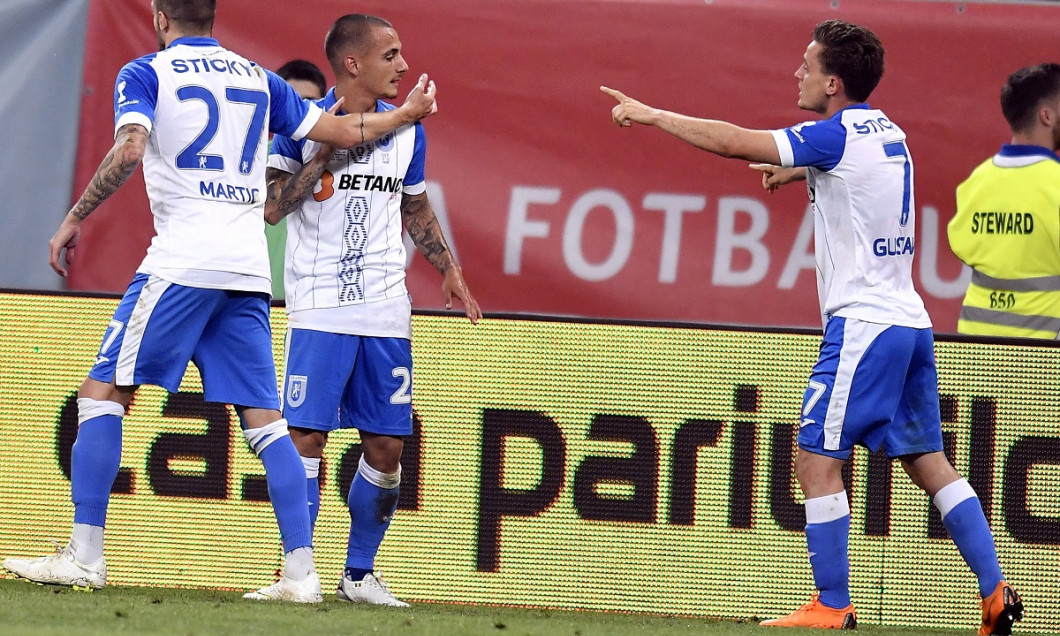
[948,64,1060,338]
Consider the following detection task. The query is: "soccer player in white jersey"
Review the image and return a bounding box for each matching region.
[2,0,437,604]
[261,14,481,606]
[603,19,1022,635]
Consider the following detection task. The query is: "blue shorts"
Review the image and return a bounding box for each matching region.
[281,328,413,436]
[798,316,943,459]
[88,273,280,410]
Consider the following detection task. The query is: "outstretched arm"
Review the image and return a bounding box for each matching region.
[307,74,438,148]
[49,123,148,276]
[401,191,481,324]
[601,86,781,164]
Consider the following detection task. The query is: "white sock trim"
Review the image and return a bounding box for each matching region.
[805,491,850,524]
[243,419,289,456]
[301,456,320,479]
[358,455,401,489]
[934,478,977,519]
[77,398,124,426]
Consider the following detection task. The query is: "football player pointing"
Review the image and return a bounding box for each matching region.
[603,20,1021,635]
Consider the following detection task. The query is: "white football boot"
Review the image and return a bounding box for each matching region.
[243,572,323,603]
[3,542,107,589]
[336,572,409,607]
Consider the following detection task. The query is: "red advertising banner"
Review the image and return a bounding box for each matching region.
[70,0,1059,330]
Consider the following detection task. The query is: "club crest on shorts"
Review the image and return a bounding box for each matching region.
[286,374,308,408]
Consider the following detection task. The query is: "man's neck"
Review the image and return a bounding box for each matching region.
[163,28,210,48]
[1011,131,1056,153]
[334,81,378,114]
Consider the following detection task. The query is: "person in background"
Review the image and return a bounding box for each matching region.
[948,63,1060,339]
[602,19,1023,635]
[268,59,329,300]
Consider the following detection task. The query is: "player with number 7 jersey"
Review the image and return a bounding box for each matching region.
[602,18,1019,633]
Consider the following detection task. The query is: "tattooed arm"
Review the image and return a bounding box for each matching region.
[401,191,482,324]
[264,146,333,226]
[49,123,148,277]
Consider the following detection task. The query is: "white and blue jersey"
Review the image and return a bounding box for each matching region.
[268,89,426,339]
[772,105,941,458]
[771,104,930,329]
[114,36,322,294]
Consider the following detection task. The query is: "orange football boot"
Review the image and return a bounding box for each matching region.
[761,593,857,629]
[979,581,1024,636]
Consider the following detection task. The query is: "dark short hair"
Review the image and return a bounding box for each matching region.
[324,14,393,71]
[812,19,885,103]
[155,0,215,32]
[276,59,327,98]
[1001,63,1060,132]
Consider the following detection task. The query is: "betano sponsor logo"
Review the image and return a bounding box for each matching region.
[0,293,1056,631]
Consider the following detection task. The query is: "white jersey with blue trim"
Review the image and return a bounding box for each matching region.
[113,37,322,293]
[268,90,427,339]
[771,104,931,328]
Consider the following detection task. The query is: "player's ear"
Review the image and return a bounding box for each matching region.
[344,55,359,78]
[826,75,842,98]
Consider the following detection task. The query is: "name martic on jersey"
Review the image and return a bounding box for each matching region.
[336,173,403,194]
[199,180,260,203]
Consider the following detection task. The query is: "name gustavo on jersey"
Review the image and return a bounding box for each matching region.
[336,173,403,193]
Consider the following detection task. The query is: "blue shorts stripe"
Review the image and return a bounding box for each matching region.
[799,316,943,459]
[88,273,279,409]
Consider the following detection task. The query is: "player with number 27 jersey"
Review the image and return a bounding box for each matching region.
[114,36,322,293]
[772,104,930,329]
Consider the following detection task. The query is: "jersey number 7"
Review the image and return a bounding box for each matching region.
[882,140,911,227]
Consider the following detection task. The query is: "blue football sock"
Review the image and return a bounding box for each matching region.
[936,480,1003,597]
[258,437,312,552]
[804,492,851,609]
[301,456,321,533]
[345,457,400,572]
[307,475,320,532]
[345,567,373,581]
[71,411,123,527]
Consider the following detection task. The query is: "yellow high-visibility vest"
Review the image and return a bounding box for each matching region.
[948,145,1060,338]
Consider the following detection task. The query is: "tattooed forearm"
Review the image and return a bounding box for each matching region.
[401,192,455,274]
[70,124,147,221]
[264,154,330,225]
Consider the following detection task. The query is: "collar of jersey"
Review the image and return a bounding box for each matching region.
[166,36,219,48]
[829,103,870,120]
[999,144,1060,163]
[321,88,386,116]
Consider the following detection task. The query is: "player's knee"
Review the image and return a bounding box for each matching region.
[242,418,289,456]
[357,454,401,489]
[78,378,134,408]
[289,427,327,458]
[362,436,403,474]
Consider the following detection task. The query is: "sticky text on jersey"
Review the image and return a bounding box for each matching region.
[171,58,254,76]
